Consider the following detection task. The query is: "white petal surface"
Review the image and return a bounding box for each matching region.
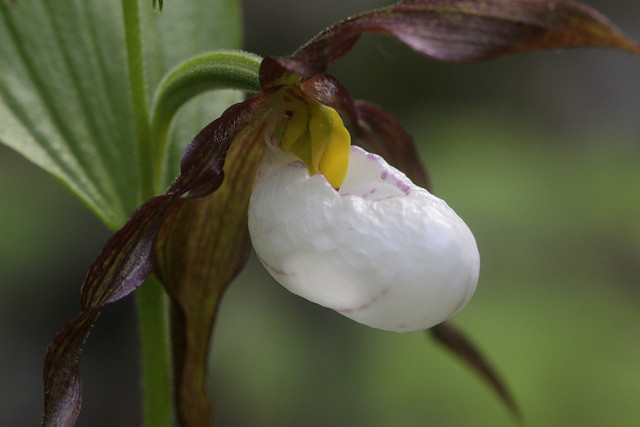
[248,145,479,332]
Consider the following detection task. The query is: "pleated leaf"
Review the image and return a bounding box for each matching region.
[0,0,139,228]
[0,0,243,229]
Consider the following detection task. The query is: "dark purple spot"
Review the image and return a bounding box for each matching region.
[396,181,411,195]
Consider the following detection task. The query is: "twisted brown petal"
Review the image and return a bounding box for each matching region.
[430,323,522,420]
[43,91,275,426]
[353,100,430,191]
[261,0,640,87]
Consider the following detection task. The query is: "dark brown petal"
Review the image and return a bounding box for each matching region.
[298,73,359,126]
[172,89,276,198]
[261,0,640,86]
[43,308,98,427]
[430,323,522,420]
[44,194,177,426]
[353,100,430,191]
[43,91,275,426]
[295,76,429,191]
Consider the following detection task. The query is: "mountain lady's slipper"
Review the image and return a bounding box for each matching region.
[40,1,640,425]
[249,95,479,331]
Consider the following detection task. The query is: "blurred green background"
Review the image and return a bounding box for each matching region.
[1,0,639,425]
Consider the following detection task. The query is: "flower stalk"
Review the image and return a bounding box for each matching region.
[121,0,173,425]
[149,51,262,190]
[121,0,154,200]
[136,277,173,427]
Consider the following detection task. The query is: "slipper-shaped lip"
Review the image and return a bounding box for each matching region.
[248,145,479,332]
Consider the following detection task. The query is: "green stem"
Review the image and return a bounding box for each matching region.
[149,50,262,190]
[121,1,172,426]
[122,0,154,200]
[122,6,262,424]
[136,276,173,427]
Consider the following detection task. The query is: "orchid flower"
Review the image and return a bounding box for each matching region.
[250,138,479,332]
[37,1,640,425]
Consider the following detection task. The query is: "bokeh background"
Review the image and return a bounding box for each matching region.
[1,0,639,425]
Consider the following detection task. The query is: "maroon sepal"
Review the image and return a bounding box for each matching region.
[430,323,522,420]
[261,0,640,87]
[153,123,266,426]
[299,74,359,126]
[42,91,275,426]
[296,75,430,192]
[351,100,517,416]
[353,100,430,191]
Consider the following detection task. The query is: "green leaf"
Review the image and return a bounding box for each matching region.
[0,0,139,229]
[0,0,243,229]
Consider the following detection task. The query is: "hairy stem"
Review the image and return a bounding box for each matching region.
[149,50,262,190]
[122,0,154,200]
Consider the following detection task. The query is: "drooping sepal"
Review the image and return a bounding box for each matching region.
[43,308,97,427]
[430,323,522,420]
[298,74,359,126]
[43,92,275,426]
[260,0,640,87]
[353,100,430,191]
[153,123,266,427]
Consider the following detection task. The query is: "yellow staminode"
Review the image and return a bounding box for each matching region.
[279,97,351,189]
